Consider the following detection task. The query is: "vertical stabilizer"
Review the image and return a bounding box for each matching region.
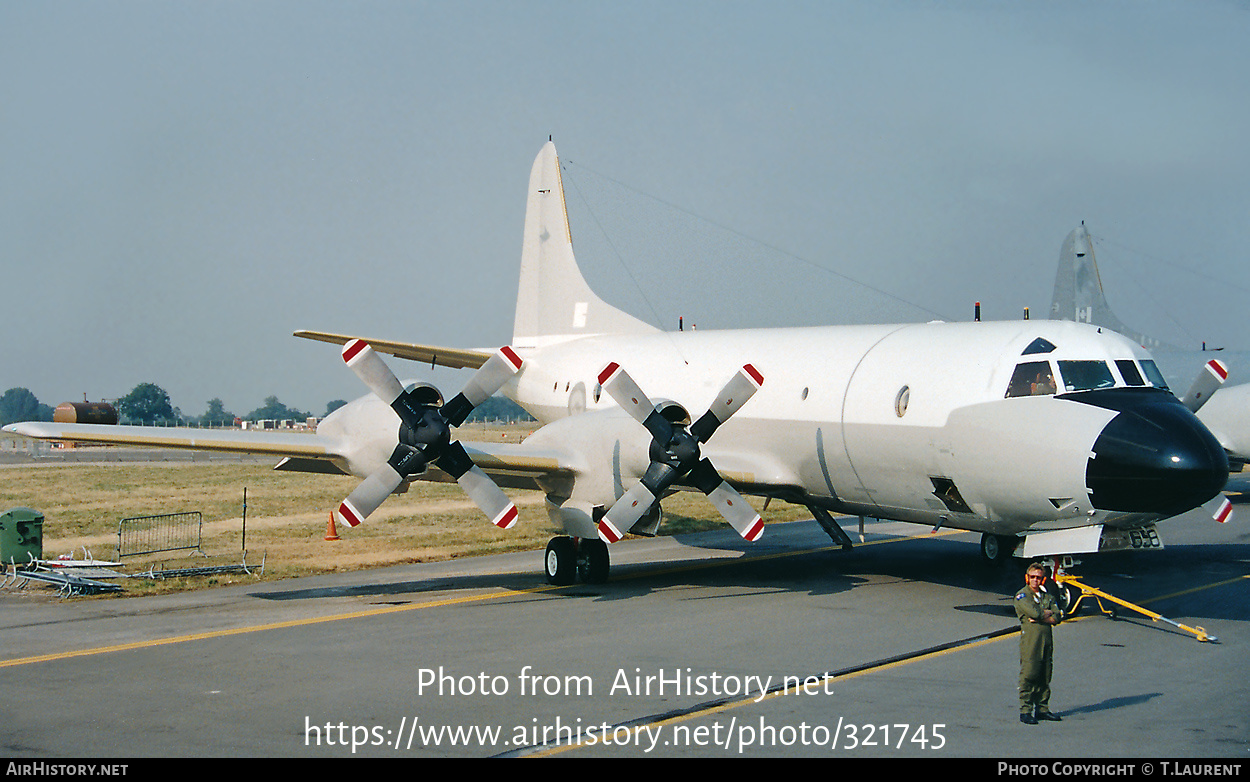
[1049,223,1176,350]
[512,142,658,349]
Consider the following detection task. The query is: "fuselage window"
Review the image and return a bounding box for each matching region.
[1006,361,1057,397]
[1057,360,1115,392]
[1139,360,1170,390]
[1115,359,1145,386]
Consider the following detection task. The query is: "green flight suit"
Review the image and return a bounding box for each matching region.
[1014,585,1062,715]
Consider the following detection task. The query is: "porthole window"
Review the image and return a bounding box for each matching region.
[801,387,809,401]
[895,386,910,417]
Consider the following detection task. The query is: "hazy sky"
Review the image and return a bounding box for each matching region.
[3,1,1249,416]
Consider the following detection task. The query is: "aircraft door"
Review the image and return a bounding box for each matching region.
[841,325,997,525]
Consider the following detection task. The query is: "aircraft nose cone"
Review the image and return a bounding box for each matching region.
[1084,392,1228,514]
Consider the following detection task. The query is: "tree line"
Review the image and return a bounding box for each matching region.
[1,384,532,427]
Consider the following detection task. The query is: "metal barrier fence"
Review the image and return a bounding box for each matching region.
[117,512,203,558]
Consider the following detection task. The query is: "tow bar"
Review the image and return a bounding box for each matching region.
[1049,557,1217,643]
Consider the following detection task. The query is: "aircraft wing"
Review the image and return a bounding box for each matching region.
[3,422,343,459]
[2,421,577,490]
[417,441,575,491]
[293,330,493,369]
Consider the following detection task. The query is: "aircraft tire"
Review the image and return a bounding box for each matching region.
[980,533,1012,566]
[1057,584,1078,614]
[545,536,577,586]
[578,539,610,584]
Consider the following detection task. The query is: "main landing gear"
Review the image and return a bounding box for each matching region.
[544,536,609,586]
[980,533,1015,566]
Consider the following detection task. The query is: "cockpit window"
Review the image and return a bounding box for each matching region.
[1115,359,1145,386]
[1139,360,1170,390]
[1006,361,1057,398]
[1057,360,1116,392]
[1022,337,1057,355]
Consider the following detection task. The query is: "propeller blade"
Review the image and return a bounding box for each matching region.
[599,362,671,442]
[688,458,763,541]
[337,462,404,527]
[690,364,763,442]
[706,483,764,541]
[598,482,658,543]
[442,346,525,426]
[456,466,519,529]
[342,339,405,405]
[1181,359,1228,413]
[435,440,519,528]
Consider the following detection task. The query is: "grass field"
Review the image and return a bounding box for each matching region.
[1,427,812,595]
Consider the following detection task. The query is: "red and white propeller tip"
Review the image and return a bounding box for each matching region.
[1182,358,1228,413]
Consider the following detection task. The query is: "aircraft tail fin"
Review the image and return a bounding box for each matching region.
[512,142,658,349]
[1049,222,1176,350]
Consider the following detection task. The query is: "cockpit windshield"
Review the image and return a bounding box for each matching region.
[1006,348,1168,398]
[1057,360,1116,392]
[1006,361,1057,398]
[1115,359,1145,386]
[1139,359,1170,390]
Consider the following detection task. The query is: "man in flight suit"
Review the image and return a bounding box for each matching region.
[1015,562,1063,724]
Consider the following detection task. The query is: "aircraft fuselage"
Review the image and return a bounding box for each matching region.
[497,318,1227,539]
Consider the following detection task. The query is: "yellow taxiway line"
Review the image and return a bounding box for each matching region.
[0,529,955,670]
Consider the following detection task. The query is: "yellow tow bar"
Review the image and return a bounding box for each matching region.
[1054,572,1217,643]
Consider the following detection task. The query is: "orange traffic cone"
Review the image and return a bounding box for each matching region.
[325,511,341,541]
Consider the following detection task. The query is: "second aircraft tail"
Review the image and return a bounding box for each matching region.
[1049,222,1176,351]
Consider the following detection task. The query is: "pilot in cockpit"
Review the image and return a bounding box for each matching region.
[1031,371,1056,396]
[1006,361,1059,398]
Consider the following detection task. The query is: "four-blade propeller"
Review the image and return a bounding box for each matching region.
[335,339,524,530]
[596,362,764,544]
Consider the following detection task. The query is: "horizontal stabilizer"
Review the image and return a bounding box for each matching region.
[294,330,493,369]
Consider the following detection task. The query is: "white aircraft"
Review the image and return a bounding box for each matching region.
[5,144,1231,584]
[1050,222,1250,467]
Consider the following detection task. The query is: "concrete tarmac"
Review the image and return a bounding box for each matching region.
[1,506,1247,759]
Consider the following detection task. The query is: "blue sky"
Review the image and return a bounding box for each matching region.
[3,1,1248,416]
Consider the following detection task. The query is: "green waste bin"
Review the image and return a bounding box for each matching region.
[0,507,44,565]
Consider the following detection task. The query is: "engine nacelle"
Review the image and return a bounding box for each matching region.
[524,409,655,537]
